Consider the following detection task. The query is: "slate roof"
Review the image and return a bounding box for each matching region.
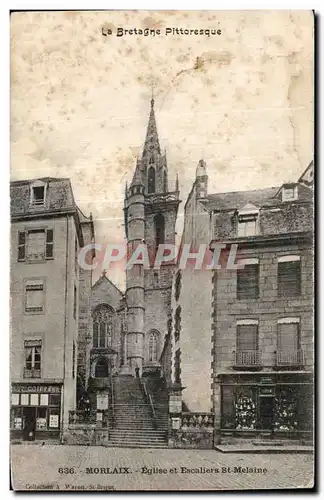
[200,184,312,212]
[10,177,76,218]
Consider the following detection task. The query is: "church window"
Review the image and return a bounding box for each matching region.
[163,170,167,192]
[174,306,181,343]
[174,349,181,384]
[148,166,155,193]
[92,305,114,348]
[154,213,165,247]
[148,331,158,362]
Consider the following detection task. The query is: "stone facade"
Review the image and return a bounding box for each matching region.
[170,160,314,447]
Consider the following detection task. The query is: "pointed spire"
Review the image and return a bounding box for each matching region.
[142,97,161,158]
[125,181,128,197]
[130,158,144,188]
[175,173,179,192]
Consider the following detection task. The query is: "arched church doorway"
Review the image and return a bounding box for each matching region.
[95,358,109,378]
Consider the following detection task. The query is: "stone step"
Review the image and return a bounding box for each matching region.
[106,442,167,449]
[110,431,167,437]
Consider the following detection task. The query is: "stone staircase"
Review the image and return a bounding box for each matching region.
[108,376,168,448]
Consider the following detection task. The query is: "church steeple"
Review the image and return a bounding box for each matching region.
[142,97,161,159]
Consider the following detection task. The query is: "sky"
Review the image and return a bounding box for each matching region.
[10,10,314,290]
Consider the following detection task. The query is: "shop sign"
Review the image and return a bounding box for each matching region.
[12,384,61,394]
[172,417,181,430]
[169,396,181,413]
[259,386,275,396]
[49,415,59,428]
[97,394,108,410]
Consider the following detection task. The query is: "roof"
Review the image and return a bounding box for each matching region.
[200,187,280,211]
[10,177,76,218]
[92,274,123,297]
[200,184,312,212]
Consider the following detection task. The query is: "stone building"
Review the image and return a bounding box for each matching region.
[10,177,94,442]
[170,160,314,446]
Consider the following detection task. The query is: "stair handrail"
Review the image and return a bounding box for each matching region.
[139,378,157,430]
[110,371,115,427]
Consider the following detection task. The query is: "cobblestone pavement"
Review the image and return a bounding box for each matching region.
[10,445,314,491]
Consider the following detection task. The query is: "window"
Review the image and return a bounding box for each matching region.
[237,260,259,299]
[148,331,158,362]
[277,319,300,352]
[163,170,168,192]
[175,271,182,301]
[282,185,298,201]
[92,305,114,348]
[31,185,45,206]
[18,228,54,262]
[25,280,45,313]
[154,213,165,247]
[237,218,258,237]
[277,256,301,297]
[236,321,259,351]
[174,349,181,384]
[148,166,155,193]
[174,306,181,343]
[24,339,42,378]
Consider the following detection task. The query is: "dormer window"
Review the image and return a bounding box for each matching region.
[30,181,47,207]
[282,185,298,202]
[237,204,259,237]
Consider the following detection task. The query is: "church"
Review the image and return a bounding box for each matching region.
[74,97,180,447]
[76,98,313,449]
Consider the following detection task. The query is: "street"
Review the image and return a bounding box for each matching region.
[10,444,314,491]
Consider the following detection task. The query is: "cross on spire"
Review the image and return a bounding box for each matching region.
[150,82,155,107]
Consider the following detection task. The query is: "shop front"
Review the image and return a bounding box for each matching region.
[220,373,313,443]
[10,383,62,441]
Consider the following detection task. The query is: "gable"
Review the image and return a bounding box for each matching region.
[91,276,123,311]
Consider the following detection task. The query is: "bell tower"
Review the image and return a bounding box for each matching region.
[124,97,180,376]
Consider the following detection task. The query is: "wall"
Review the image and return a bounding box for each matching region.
[10,214,79,431]
[170,185,213,412]
[77,222,93,388]
[11,216,68,381]
[212,243,314,376]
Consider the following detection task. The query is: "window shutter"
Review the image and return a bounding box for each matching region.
[237,264,259,299]
[237,324,258,351]
[278,261,301,297]
[45,229,54,259]
[277,323,299,351]
[18,231,26,261]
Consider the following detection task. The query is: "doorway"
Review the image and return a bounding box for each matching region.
[259,396,274,430]
[23,407,36,441]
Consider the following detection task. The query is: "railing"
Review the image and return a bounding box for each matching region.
[181,413,214,430]
[23,368,41,378]
[69,410,109,427]
[139,378,157,429]
[234,350,262,368]
[275,349,304,367]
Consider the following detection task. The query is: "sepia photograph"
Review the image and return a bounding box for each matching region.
[10,10,314,491]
